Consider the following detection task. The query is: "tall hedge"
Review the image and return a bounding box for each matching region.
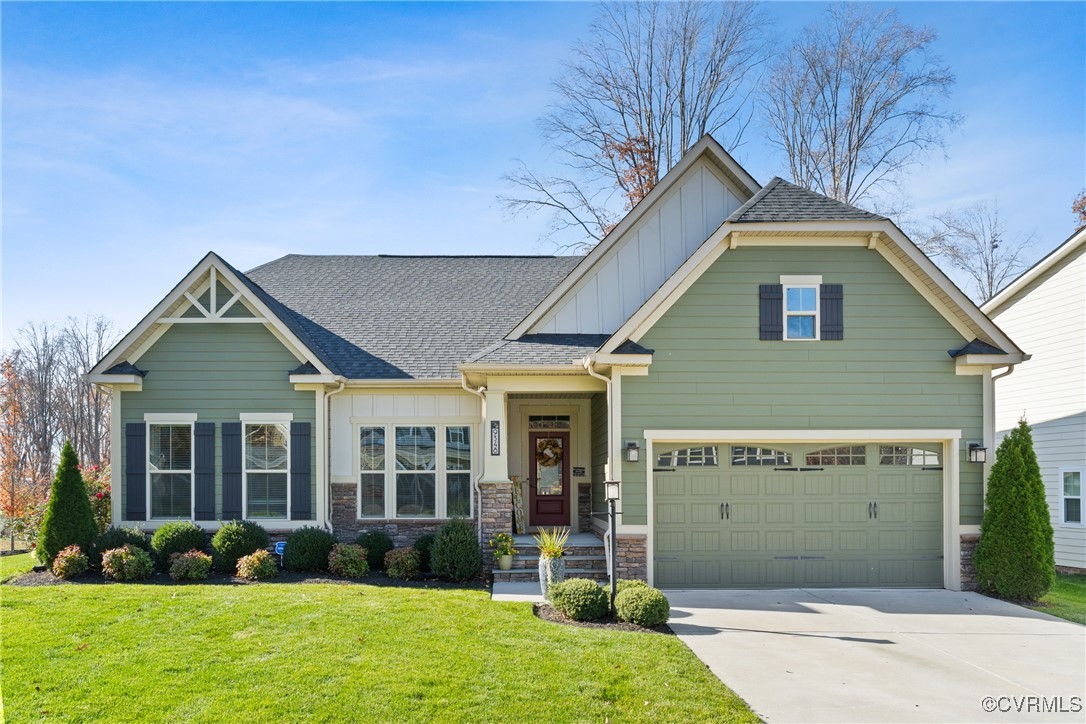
[37,441,98,565]
[973,419,1055,600]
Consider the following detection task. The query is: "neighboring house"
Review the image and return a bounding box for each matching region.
[89,136,1026,590]
[982,228,1085,572]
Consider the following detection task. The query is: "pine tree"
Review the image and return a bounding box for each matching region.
[36,441,98,565]
[973,420,1055,600]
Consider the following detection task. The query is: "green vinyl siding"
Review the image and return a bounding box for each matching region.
[621,245,982,526]
[590,392,608,523]
[120,323,317,521]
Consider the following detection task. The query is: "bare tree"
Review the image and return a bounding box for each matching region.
[1072,190,1086,228]
[762,4,960,210]
[500,0,769,251]
[919,201,1034,303]
[57,315,118,469]
[13,322,64,488]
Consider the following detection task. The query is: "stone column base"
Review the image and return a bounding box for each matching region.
[960,533,980,591]
[616,534,648,582]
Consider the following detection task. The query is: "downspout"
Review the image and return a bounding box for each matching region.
[462,375,487,543]
[324,377,347,531]
[583,356,613,573]
[992,363,1018,383]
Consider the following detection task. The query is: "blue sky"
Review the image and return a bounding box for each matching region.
[2,2,1083,348]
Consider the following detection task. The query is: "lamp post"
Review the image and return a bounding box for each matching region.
[605,480,620,616]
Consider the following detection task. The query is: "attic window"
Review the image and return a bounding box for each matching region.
[784,285,819,340]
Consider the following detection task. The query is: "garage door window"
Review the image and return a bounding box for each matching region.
[657,446,718,467]
[806,445,866,465]
[879,446,940,466]
[731,446,791,466]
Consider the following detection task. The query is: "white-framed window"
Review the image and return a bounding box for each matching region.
[731,446,791,466]
[806,445,866,466]
[656,446,719,467]
[356,422,474,520]
[243,421,290,519]
[1062,469,1083,525]
[784,285,819,340]
[879,445,941,466]
[146,415,196,520]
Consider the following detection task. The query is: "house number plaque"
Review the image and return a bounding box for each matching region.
[490,420,501,455]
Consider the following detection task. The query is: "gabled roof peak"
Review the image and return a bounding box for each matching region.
[728,177,886,224]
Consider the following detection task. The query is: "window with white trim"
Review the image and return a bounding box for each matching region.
[244,422,289,519]
[445,426,472,517]
[879,445,940,466]
[731,446,791,466]
[359,427,386,518]
[148,423,193,519]
[657,446,719,467]
[806,445,866,466]
[784,285,819,340]
[1063,469,1082,525]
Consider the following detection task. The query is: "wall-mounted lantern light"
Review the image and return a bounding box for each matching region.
[967,443,988,464]
[625,441,641,463]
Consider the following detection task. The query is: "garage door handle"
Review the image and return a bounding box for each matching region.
[868,502,873,519]
[873,501,878,519]
[720,502,730,521]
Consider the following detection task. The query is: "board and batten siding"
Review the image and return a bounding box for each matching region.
[535,160,745,335]
[120,323,317,521]
[620,245,983,526]
[988,241,1086,568]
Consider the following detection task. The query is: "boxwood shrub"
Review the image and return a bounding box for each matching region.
[150,521,207,570]
[211,520,269,573]
[549,578,609,621]
[616,578,648,594]
[414,533,436,573]
[282,526,337,571]
[431,519,481,582]
[91,526,150,567]
[615,585,670,627]
[355,530,394,570]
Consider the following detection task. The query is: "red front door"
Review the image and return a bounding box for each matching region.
[528,431,570,527]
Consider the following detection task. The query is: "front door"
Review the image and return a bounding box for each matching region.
[528,431,570,527]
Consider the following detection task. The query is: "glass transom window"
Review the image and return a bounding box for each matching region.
[245,423,289,519]
[879,446,940,466]
[806,445,866,466]
[731,446,791,466]
[148,423,192,519]
[785,286,818,340]
[657,446,719,467]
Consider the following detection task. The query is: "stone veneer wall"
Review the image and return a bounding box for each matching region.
[578,484,591,533]
[330,482,479,548]
[479,481,514,566]
[960,533,980,590]
[616,534,647,581]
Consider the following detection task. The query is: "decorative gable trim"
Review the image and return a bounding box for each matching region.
[88,252,332,380]
[507,135,760,339]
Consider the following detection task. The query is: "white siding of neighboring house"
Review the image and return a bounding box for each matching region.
[989,241,1086,569]
[534,159,745,334]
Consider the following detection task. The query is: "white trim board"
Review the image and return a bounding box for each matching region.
[983,226,1086,314]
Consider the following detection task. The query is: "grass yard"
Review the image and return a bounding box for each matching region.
[1,581,758,723]
[0,553,36,584]
[1027,574,1086,625]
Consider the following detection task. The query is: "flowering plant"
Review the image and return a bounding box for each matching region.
[488,532,517,557]
[81,464,112,535]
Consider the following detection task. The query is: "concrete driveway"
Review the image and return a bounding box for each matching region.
[667,589,1085,723]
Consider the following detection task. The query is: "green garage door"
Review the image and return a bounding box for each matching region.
[653,443,944,588]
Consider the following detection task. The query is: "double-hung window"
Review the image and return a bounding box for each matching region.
[1063,469,1083,525]
[244,422,289,519]
[446,426,472,517]
[784,285,819,340]
[148,420,194,519]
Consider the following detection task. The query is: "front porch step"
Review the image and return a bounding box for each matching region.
[492,567,610,584]
[510,554,607,571]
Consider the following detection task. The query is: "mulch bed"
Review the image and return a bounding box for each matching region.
[533,602,673,635]
[5,567,487,590]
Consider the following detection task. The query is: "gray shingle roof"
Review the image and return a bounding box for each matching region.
[466,334,612,365]
[244,255,581,379]
[948,339,1006,358]
[728,177,886,223]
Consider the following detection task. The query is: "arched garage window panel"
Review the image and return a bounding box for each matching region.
[805,445,866,466]
[730,446,791,466]
[879,445,940,466]
[656,446,719,467]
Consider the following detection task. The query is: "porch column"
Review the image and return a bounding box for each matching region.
[479,390,513,559]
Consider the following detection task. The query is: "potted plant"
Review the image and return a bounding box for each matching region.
[489,532,518,571]
[533,527,569,597]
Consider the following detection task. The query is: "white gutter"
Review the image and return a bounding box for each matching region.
[461,375,488,543]
[324,377,347,530]
[583,356,614,575]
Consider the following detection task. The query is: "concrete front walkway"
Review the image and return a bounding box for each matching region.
[667,588,1086,723]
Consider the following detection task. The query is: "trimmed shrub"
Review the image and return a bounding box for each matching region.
[549,578,609,621]
[150,522,208,570]
[414,533,436,573]
[37,441,98,565]
[355,530,394,570]
[616,578,648,594]
[282,526,337,571]
[91,526,150,567]
[974,419,1056,600]
[328,543,369,578]
[431,519,481,582]
[102,544,154,581]
[52,545,89,579]
[385,547,421,581]
[169,549,213,581]
[615,586,670,627]
[237,549,278,581]
[211,520,269,573]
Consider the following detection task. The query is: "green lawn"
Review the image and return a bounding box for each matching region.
[1,581,758,722]
[1027,574,1086,625]
[0,553,36,583]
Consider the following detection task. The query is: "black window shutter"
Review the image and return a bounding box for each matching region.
[759,284,783,340]
[125,423,146,521]
[194,422,216,520]
[820,284,844,340]
[290,422,312,520]
[222,422,243,520]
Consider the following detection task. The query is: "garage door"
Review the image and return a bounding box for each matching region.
[653,443,943,588]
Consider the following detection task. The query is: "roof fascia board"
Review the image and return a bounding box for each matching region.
[955,353,1028,367]
[457,363,588,375]
[507,136,759,339]
[87,374,143,388]
[981,227,1086,314]
[342,378,465,388]
[592,353,653,366]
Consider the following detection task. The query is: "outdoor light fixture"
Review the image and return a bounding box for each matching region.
[605,480,620,502]
[604,480,620,615]
[624,441,641,463]
[968,443,988,464]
